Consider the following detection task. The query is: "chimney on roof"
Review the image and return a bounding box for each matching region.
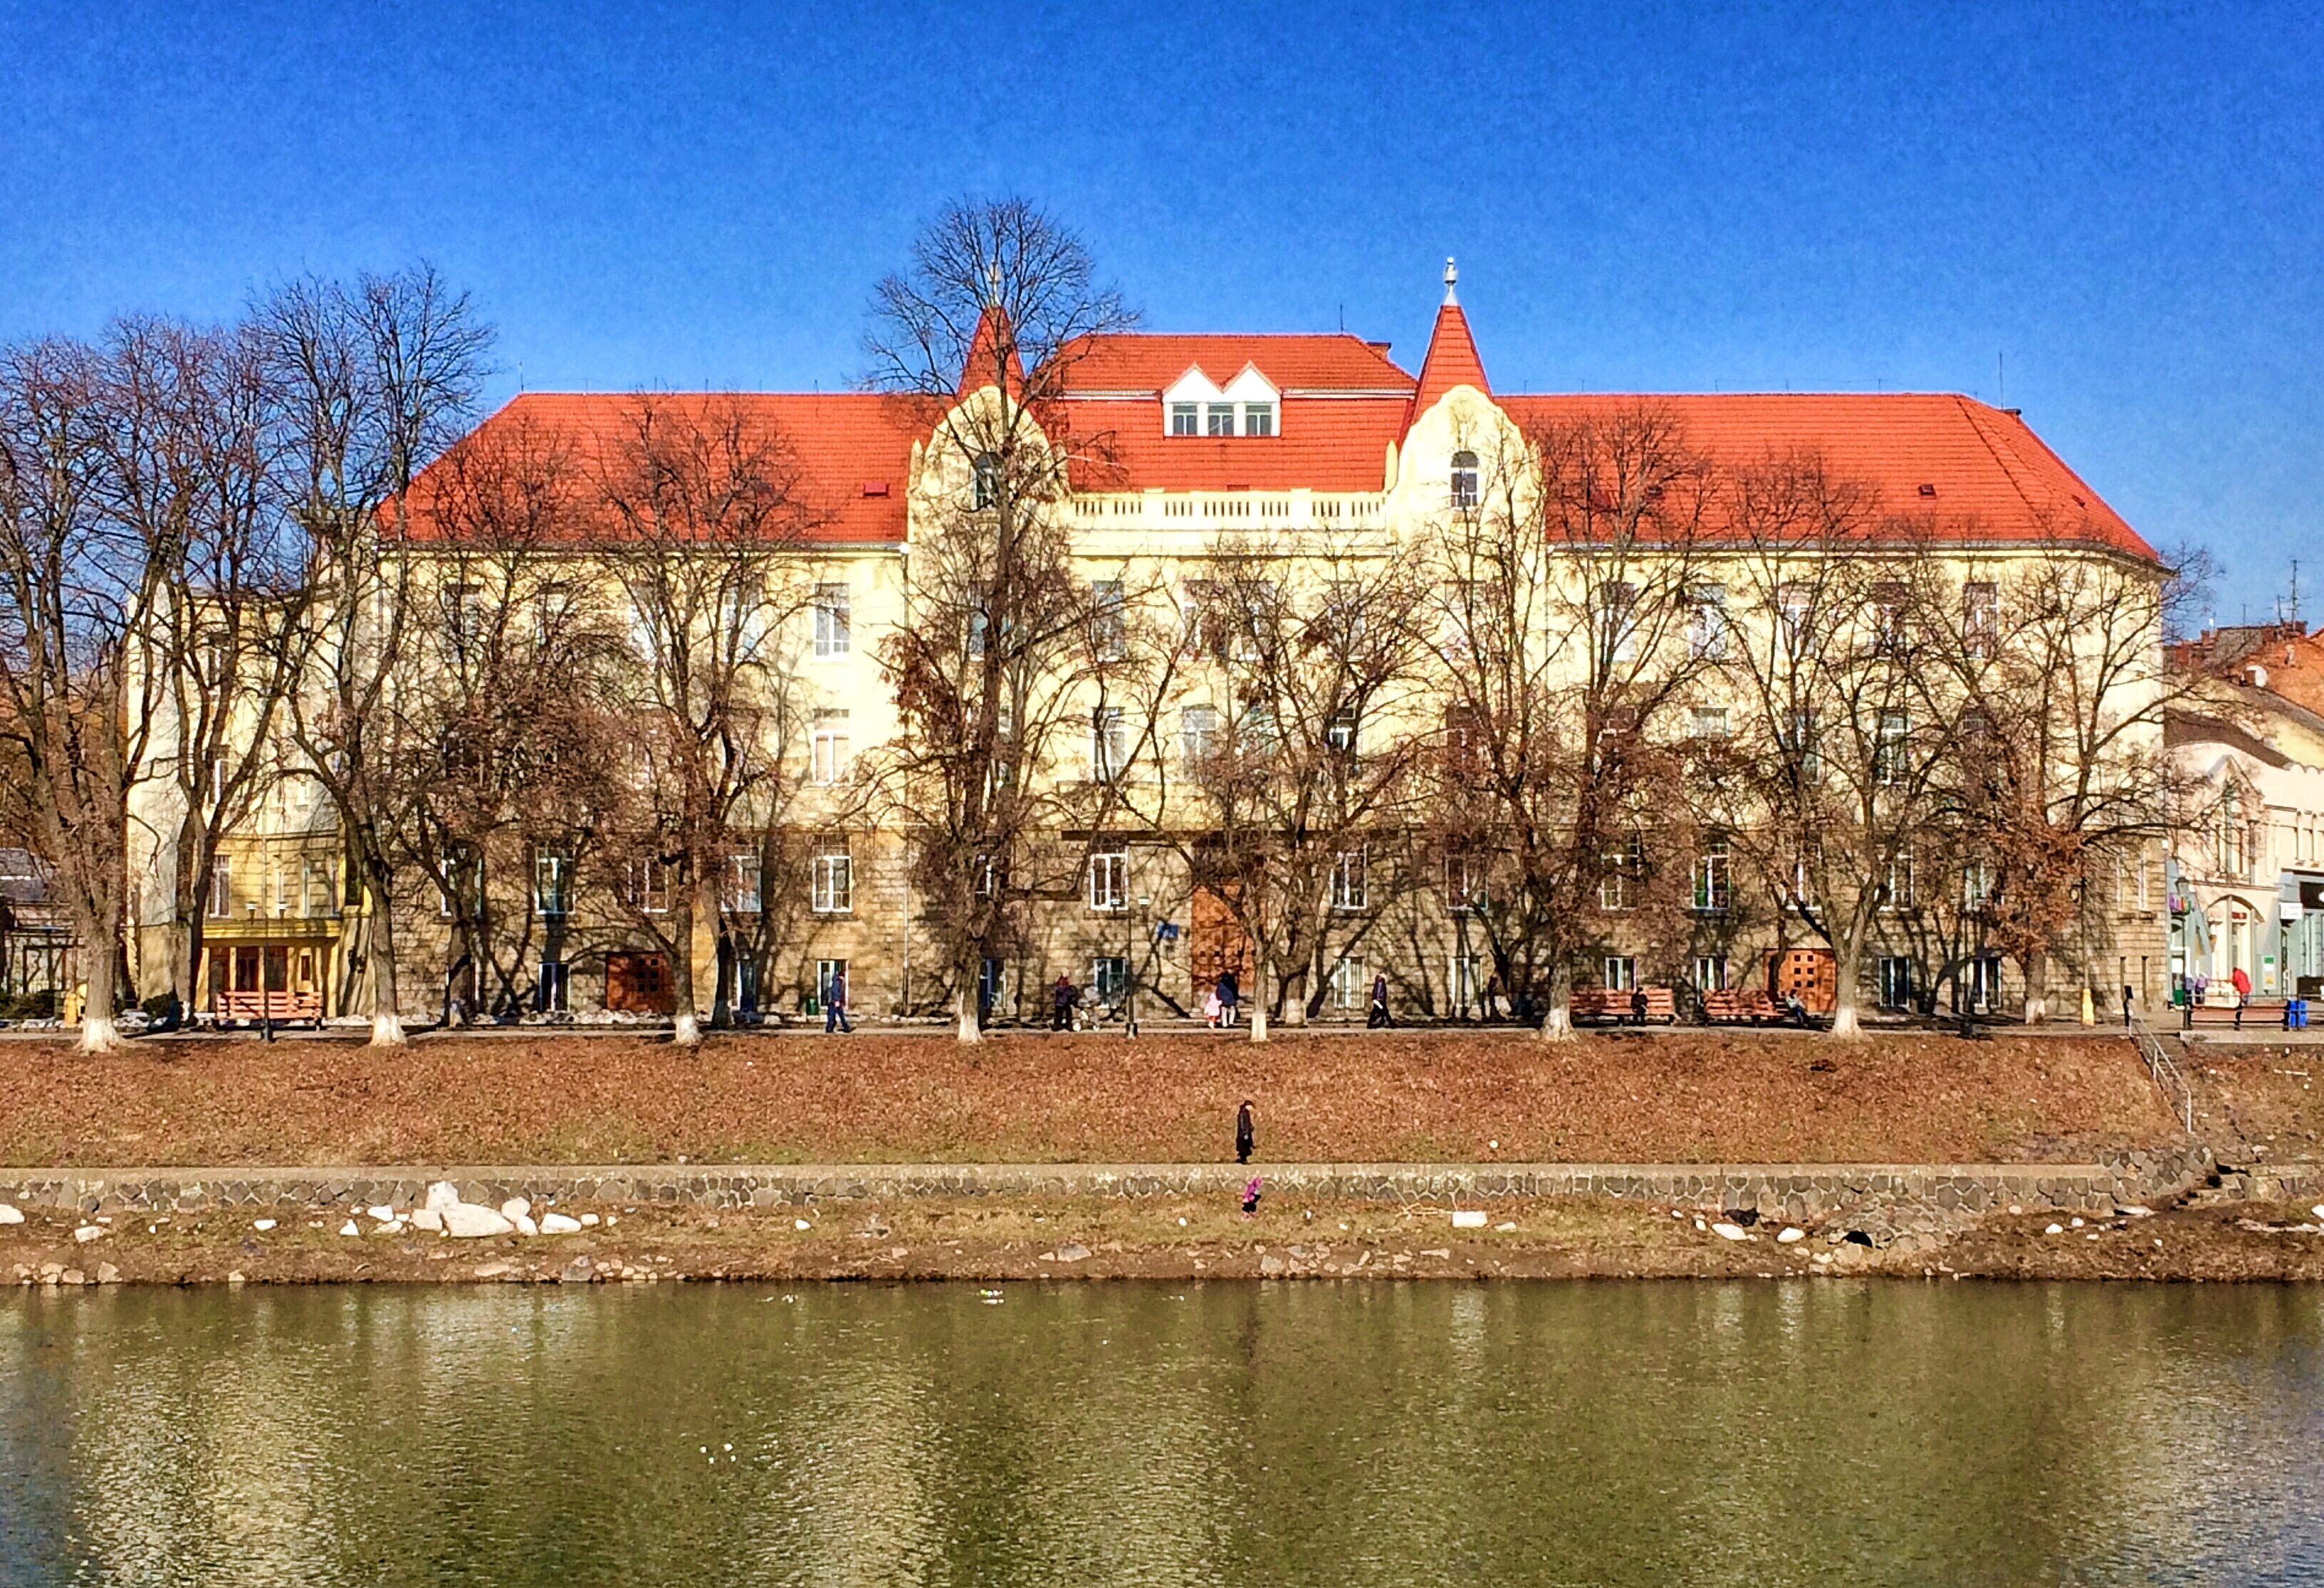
[1443,256,1459,307]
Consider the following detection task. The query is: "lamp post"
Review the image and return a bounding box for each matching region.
[247,900,272,1042]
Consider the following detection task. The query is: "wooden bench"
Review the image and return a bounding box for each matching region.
[1700,988,1781,1025]
[214,990,324,1027]
[2186,998,2290,1031]
[1570,986,1677,1025]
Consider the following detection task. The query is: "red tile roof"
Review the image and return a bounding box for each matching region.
[1058,333,1414,394]
[1498,391,2157,562]
[403,391,921,545]
[1405,303,1490,426]
[1066,394,1405,493]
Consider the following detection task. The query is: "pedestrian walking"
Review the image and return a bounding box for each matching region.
[1367,972,1391,1029]
[1203,984,1223,1027]
[2122,983,2134,1028]
[1236,1099,1256,1164]
[1240,1174,1263,1217]
[824,968,852,1034]
[1216,968,1240,1028]
[1051,972,1077,1031]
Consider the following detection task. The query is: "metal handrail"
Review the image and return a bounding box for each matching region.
[2129,1014,2194,1134]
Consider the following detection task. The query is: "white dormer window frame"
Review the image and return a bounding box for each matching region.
[1163,364,1282,439]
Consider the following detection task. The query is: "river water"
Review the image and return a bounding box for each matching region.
[2,1281,2319,1586]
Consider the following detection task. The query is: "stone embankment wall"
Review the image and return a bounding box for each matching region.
[0,1145,2220,1226]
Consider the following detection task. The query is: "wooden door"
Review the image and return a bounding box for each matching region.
[605,951,675,1014]
[1188,885,1253,999]
[1766,947,1837,1014]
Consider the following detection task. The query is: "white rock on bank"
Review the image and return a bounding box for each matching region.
[0,1204,23,1224]
[515,1214,539,1237]
[540,1213,582,1234]
[338,1221,362,1236]
[1710,1221,1751,1241]
[252,1218,277,1232]
[367,1205,397,1222]
[2312,1204,2324,1222]
[1776,1227,1806,1243]
[73,1225,108,1243]
[1450,1209,1487,1229]
[2046,1224,2065,1235]
[409,1208,444,1233]
[441,1203,515,1239]
[579,1213,600,1226]
[426,1182,462,1213]
[499,1197,530,1221]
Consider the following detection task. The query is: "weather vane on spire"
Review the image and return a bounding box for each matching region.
[1443,256,1458,306]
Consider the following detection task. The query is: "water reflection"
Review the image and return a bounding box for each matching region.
[1,1282,2319,1586]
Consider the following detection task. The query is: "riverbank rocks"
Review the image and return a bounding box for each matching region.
[0,1204,22,1224]
[441,1203,515,1239]
[540,1213,582,1234]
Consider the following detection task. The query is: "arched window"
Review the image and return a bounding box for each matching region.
[972,452,1001,511]
[1449,451,1480,509]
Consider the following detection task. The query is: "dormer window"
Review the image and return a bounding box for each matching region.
[1450,451,1480,509]
[1242,402,1274,437]
[1165,364,1282,440]
[1171,402,1198,436]
[1206,402,1235,436]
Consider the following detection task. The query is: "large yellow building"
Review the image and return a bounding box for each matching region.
[140,272,2172,1029]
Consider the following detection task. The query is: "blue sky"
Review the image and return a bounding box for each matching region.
[2,1,2316,624]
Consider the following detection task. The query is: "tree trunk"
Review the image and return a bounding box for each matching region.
[668,886,702,1047]
[1540,959,1576,1041]
[956,979,983,1044]
[2021,950,2049,1025]
[364,861,407,1047]
[1248,953,1271,1043]
[1828,929,1865,1038]
[75,894,125,1054]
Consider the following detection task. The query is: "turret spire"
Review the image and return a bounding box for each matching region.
[1443,256,1458,306]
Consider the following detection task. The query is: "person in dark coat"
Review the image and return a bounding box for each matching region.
[1368,973,1391,1029]
[1235,1099,1256,1164]
[824,969,851,1034]
[1630,987,1648,1026]
[1215,968,1240,1027]
[1051,973,1077,1031]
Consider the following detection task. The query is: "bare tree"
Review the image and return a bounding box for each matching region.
[0,336,171,1051]
[1419,405,1719,1038]
[1710,458,1951,1037]
[591,394,822,1046]
[258,265,493,1046]
[864,197,1138,1043]
[1919,540,2189,1021]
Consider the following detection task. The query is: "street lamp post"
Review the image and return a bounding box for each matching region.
[247,901,272,1042]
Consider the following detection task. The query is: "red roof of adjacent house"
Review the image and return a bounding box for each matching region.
[402,391,922,545]
[1497,391,2156,561]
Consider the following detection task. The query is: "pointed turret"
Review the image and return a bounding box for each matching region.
[1404,256,1489,433]
[956,300,1027,397]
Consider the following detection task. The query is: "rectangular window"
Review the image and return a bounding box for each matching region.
[1963,860,1994,910]
[443,582,482,647]
[1206,402,1236,436]
[1599,836,1641,912]
[1090,580,1126,661]
[538,961,569,1014]
[1687,585,1728,659]
[1788,710,1821,784]
[1870,582,1910,654]
[1692,705,1730,740]
[1963,582,1999,659]
[1443,849,1480,910]
[1092,956,1129,1003]
[1692,836,1732,913]
[1599,580,1640,663]
[1883,851,1915,910]
[1778,584,1811,647]
[817,958,849,1008]
[1694,955,1729,993]
[1331,956,1363,1010]
[725,854,762,915]
[1603,955,1638,992]
[812,712,850,785]
[1181,704,1220,768]
[1326,705,1359,760]
[812,582,850,658]
[1087,839,1128,912]
[1878,956,1915,1009]
[627,859,670,915]
[1171,402,1199,436]
[1090,706,1128,781]
[812,848,852,914]
[1449,954,1482,1016]
[209,858,233,918]
[1967,954,2002,1011]
[1875,712,1910,785]
[1242,402,1274,437]
[533,853,571,917]
[1330,849,1368,913]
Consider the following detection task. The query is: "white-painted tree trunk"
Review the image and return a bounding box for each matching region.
[956,987,983,1044]
[1540,1004,1576,1042]
[672,1009,702,1047]
[1828,1002,1862,1038]
[370,1011,407,1047]
[78,1011,125,1055]
[1248,999,1270,1043]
